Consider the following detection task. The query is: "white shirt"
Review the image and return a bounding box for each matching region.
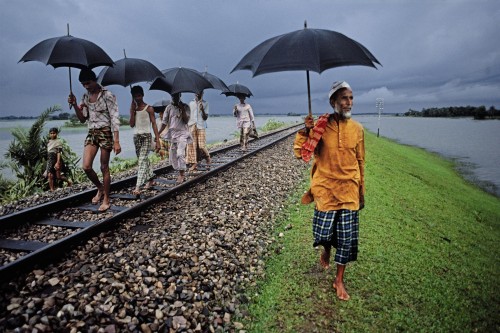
[188,99,209,129]
[133,105,151,135]
[234,102,254,128]
[161,103,192,143]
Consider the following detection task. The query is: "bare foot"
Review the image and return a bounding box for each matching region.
[333,281,350,301]
[176,175,185,184]
[320,250,330,269]
[98,202,110,212]
[206,157,211,164]
[189,164,197,172]
[144,180,155,189]
[91,189,103,205]
[132,189,141,196]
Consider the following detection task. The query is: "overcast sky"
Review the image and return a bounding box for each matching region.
[1,0,499,117]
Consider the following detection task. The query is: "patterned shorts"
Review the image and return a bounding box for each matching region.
[84,127,113,150]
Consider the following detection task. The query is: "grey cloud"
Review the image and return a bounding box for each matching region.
[1,0,499,118]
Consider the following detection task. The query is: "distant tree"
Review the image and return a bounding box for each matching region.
[57,112,71,120]
[474,106,487,120]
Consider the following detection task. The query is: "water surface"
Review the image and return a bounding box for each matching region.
[356,115,500,197]
[2,115,498,198]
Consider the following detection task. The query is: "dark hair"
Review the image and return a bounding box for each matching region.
[78,68,97,82]
[49,127,59,134]
[131,85,144,96]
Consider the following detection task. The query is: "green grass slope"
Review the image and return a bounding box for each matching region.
[244,131,500,333]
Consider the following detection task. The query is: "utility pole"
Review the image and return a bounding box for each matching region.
[376,98,384,137]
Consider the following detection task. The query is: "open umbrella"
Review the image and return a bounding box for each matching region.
[222,83,253,98]
[19,24,114,98]
[149,67,214,95]
[231,21,381,115]
[200,70,230,92]
[97,49,163,87]
[152,99,171,113]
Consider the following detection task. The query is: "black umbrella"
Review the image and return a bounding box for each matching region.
[152,99,171,113]
[19,24,114,97]
[231,21,381,115]
[200,70,230,92]
[149,67,214,95]
[222,83,253,98]
[97,49,163,87]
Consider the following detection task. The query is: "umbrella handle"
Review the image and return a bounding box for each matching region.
[306,70,312,116]
[68,67,73,110]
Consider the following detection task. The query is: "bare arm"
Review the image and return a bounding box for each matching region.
[55,151,62,170]
[129,100,136,128]
[148,106,160,149]
[113,131,121,155]
[68,94,87,123]
[180,103,190,124]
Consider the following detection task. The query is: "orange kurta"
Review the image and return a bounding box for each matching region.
[299,117,365,211]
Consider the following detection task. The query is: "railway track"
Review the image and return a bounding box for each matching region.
[0,124,302,281]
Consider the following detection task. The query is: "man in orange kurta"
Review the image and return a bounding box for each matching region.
[294,81,365,301]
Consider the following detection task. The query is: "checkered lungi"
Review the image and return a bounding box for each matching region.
[312,209,359,265]
[159,138,169,159]
[133,133,154,188]
[187,125,210,164]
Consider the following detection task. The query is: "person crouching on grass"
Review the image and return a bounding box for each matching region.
[294,81,365,301]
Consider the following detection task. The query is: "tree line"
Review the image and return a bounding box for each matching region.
[404,106,500,119]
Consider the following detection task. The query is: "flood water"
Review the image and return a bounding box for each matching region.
[356,115,500,198]
[0,115,302,178]
[1,115,499,198]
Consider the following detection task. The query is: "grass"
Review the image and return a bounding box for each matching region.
[243,131,500,332]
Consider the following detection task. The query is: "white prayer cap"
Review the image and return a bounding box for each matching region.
[328,81,351,99]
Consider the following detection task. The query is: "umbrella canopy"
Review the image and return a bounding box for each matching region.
[231,22,381,115]
[152,99,171,113]
[150,67,214,95]
[222,83,253,98]
[19,35,114,69]
[97,52,163,87]
[18,24,114,95]
[200,71,230,92]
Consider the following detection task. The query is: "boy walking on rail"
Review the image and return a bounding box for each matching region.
[158,93,191,184]
[68,68,121,212]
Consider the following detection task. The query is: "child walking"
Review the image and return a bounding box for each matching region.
[44,128,72,191]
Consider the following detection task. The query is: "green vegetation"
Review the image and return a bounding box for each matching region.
[260,118,286,131]
[243,131,500,332]
[1,106,85,203]
[108,153,161,174]
[405,105,499,119]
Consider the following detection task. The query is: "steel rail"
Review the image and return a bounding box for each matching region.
[0,124,303,281]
